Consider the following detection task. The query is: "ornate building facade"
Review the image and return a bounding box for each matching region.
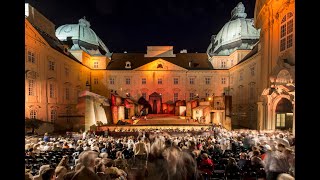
[25,0,295,134]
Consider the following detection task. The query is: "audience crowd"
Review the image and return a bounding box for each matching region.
[25,125,295,180]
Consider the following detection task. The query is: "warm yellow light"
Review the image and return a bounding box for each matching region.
[208,97,212,101]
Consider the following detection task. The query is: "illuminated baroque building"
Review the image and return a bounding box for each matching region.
[25,0,295,134]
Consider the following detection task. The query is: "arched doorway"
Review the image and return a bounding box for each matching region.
[149,92,162,114]
[275,98,293,130]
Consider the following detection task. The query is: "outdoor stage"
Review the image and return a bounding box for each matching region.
[95,114,213,132]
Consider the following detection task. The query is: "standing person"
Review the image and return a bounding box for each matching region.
[43,133,49,143]
[82,131,87,140]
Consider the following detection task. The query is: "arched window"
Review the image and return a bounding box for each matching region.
[280,12,294,52]
[30,109,37,119]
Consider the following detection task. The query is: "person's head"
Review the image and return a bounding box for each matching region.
[228,157,237,166]
[79,150,99,168]
[277,173,295,180]
[41,168,55,180]
[106,161,114,168]
[252,150,260,157]
[201,153,209,160]
[55,166,67,178]
[240,152,247,159]
[116,151,123,159]
[277,143,286,152]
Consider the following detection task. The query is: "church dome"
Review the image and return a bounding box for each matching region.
[207,2,260,57]
[55,17,110,55]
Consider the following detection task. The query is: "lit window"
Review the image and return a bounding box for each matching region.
[27,51,35,63]
[49,83,55,98]
[205,77,211,85]
[51,109,57,123]
[174,93,178,102]
[189,93,194,100]
[49,61,55,71]
[28,79,34,96]
[142,78,146,84]
[94,61,99,68]
[125,78,131,85]
[189,78,194,85]
[30,109,37,119]
[173,78,178,85]
[280,12,294,51]
[221,77,226,84]
[276,114,286,127]
[94,78,98,84]
[66,88,70,100]
[158,78,162,85]
[109,78,115,85]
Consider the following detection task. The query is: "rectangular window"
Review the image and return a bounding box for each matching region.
[51,110,57,123]
[94,61,99,68]
[287,34,293,48]
[221,61,226,68]
[158,78,162,84]
[173,78,178,85]
[27,51,35,63]
[280,24,286,38]
[94,78,98,84]
[205,77,211,85]
[109,78,115,85]
[231,59,234,66]
[30,110,37,119]
[28,79,34,96]
[205,92,210,98]
[189,78,194,85]
[280,38,286,51]
[276,114,286,127]
[221,77,226,84]
[125,78,131,85]
[189,93,194,100]
[174,93,178,102]
[49,83,55,98]
[142,78,146,84]
[142,93,147,100]
[49,61,55,71]
[287,19,293,34]
[66,88,70,100]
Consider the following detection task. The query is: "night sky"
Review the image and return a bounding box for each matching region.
[25,0,256,53]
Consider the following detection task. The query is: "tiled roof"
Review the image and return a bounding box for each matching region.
[107,53,213,70]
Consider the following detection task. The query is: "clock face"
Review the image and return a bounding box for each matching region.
[64,26,72,33]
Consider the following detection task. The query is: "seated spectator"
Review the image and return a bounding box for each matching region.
[33,164,50,180]
[114,151,128,172]
[104,161,127,180]
[225,157,240,176]
[95,162,111,180]
[41,168,55,180]
[198,153,214,177]
[237,152,248,170]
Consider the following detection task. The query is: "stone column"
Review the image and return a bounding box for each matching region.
[257,101,264,130]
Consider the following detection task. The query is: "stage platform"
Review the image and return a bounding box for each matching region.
[96,114,213,132]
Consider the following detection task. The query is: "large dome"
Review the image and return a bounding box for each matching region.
[55,17,110,55]
[207,2,260,57]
